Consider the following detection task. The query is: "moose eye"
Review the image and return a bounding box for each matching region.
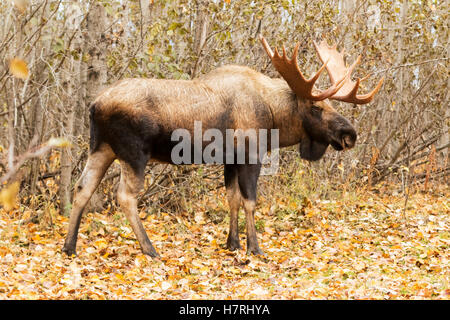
[311,105,322,117]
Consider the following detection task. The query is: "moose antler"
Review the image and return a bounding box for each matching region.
[260,36,347,101]
[313,39,384,104]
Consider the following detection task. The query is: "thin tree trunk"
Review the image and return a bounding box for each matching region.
[84,2,108,212]
[85,3,107,104]
[59,53,77,215]
[191,0,209,78]
[59,3,85,215]
[29,1,51,194]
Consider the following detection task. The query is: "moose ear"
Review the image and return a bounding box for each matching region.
[299,135,329,161]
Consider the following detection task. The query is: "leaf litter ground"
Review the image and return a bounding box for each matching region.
[0,188,448,299]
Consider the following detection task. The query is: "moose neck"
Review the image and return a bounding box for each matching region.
[261,78,305,148]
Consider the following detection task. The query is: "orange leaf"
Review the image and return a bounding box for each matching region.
[0,182,20,211]
[9,58,29,79]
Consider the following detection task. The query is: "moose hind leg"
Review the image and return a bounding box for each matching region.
[117,161,159,258]
[63,144,115,256]
[237,164,264,256]
[224,164,242,251]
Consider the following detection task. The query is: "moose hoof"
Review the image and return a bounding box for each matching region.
[62,245,76,257]
[226,237,241,251]
[142,247,160,259]
[247,246,265,256]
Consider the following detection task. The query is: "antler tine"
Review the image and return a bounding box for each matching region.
[282,45,287,58]
[260,36,347,101]
[291,42,301,62]
[313,65,348,99]
[313,39,384,104]
[260,35,274,58]
[360,73,372,82]
[289,42,308,83]
[334,76,385,104]
[331,54,384,104]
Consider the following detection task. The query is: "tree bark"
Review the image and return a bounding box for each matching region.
[191,0,209,78]
[29,2,51,194]
[85,3,107,105]
[84,2,108,212]
[59,2,86,215]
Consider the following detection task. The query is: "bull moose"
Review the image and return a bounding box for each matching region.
[62,36,383,257]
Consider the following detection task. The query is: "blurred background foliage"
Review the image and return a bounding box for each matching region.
[0,0,448,218]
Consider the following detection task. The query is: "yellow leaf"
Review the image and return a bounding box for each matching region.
[9,58,29,79]
[147,45,154,56]
[94,239,107,250]
[0,182,20,211]
[199,266,209,274]
[115,273,125,282]
[47,137,72,148]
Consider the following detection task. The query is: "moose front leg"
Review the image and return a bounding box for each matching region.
[117,161,159,258]
[237,164,264,256]
[224,164,242,251]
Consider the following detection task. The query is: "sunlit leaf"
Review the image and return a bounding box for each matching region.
[0,181,20,211]
[9,58,29,79]
[47,137,72,148]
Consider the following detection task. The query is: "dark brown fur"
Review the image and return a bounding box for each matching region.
[63,65,356,257]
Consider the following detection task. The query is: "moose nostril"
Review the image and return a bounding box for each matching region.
[342,134,356,148]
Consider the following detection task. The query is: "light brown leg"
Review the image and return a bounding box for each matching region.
[237,164,264,255]
[63,144,115,256]
[242,198,264,255]
[117,161,159,257]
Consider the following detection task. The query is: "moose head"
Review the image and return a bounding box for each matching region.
[260,36,384,161]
